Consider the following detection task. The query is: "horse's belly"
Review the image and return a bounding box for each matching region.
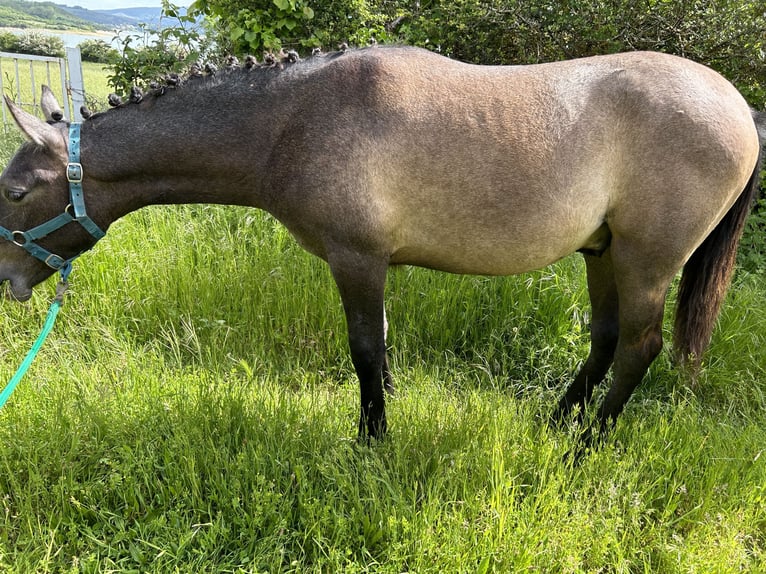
[389,228,597,275]
[387,199,610,275]
[390,247,561,275]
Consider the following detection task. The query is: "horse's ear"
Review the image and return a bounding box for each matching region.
[41,85,64,122]
[3,95,66,156]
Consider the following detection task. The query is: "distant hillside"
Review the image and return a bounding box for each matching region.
[0,0,178,32]
[62,6,166,28]
[0,0,103,30]
[103,7,165,23]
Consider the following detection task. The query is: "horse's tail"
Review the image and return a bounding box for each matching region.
[674,116,764,368]
[753,110,766,142]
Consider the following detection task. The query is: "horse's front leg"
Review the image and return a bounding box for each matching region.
[328,248,390,440]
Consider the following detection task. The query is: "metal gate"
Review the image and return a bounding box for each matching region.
[0,46,85,126]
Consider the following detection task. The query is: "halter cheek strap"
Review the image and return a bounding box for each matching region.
[66,123,105,239]
[0,123,106,273]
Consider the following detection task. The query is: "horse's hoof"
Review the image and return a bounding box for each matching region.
[357,415,388,444]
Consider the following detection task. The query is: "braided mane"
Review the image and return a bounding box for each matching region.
[84,46,355,119]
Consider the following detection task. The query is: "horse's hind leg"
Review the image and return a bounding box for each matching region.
[594,243,672,435]
[328,248,390,440]
[554,250,619,423]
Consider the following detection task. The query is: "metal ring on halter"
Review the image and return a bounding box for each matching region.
[11,231,27,247]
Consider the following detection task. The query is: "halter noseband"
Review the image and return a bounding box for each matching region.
[0,123,106,276]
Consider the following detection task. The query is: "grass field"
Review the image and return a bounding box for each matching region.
[0,62,765,573]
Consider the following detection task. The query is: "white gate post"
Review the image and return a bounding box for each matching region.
[66,47,85,123]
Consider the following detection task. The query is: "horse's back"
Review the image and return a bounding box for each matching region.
[279,48,761,276]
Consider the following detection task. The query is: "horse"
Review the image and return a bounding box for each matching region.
[0,46,763,444]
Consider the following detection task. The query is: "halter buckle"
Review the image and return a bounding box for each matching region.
[66,163,83,183]
[44,253,65,269]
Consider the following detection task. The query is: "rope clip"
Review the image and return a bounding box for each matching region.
[54,280,69,305]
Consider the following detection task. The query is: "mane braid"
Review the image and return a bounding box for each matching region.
[90,47,360,119]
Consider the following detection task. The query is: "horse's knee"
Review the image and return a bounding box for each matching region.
[348,331,386,376]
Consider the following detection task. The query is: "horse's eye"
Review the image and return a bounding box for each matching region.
[5,188,26,202]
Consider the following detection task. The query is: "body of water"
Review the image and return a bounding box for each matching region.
[2,27,145,49]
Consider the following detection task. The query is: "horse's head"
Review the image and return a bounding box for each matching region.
[0,88,93,301]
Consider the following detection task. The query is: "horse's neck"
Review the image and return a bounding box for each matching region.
[80,97,280,220]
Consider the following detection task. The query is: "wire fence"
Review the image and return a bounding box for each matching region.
[0,47,85,127]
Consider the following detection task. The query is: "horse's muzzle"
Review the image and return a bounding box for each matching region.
[1,279,33,302]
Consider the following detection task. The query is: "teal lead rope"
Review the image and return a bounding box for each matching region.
[0,263,71,410]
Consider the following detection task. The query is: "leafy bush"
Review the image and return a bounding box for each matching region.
[104,0,219,96]
[78,39,118,64]
[0,31,20,52]
[398,0,765,107]
[0,31,64,57]
[194,0,318,54]
[106,21,214,95]
[110,0,764,109]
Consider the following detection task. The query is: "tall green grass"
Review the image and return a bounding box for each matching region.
[0,203,762,573]
[0,69,764,572]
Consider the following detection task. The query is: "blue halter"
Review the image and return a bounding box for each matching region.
[0,123,106,278]
[0,123,107,410]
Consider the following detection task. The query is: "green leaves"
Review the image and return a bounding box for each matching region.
[185,0,317,54]
[106,0,764,113]
[180,0,764,109]
[105,2,218,96]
